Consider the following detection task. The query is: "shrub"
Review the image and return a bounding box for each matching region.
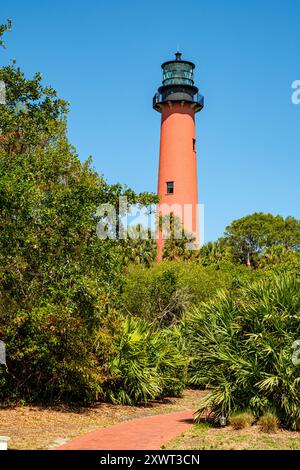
[258,412,279,433]
[102,316,188,405]
[229,412,255,430]
[0,305,103,404]
[122,263,190,326]
[123,261,253,326]
[190,275,300,430]
[0,304,187,406]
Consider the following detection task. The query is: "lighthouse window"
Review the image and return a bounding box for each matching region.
[162,63,194,86]
[166,181,174,194]
[193,138,196,152]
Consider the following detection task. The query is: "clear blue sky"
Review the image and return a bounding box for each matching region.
[1,0,299,242]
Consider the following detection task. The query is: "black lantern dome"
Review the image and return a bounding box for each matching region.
[153,52,204,113]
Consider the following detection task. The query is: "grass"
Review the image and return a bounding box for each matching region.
[229,412,255,430]
[258,412,279,433]
[0,389,205,450]
[165,422,300,450]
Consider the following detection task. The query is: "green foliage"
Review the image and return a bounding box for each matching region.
[0,141,130,314]
[123,262,189,326]
[198,239,233,266]
[123,260,255,326]
[0,65,69,153]
[122,224,157,267]
[258,245,300,274]
[229,411,255,430]
[258,412,279,433]
[1,22,300,412]
[0,27,158,404]
[102,316,188,405]
[162,213,196,261]
[0,19,11,49]
[191,275,300,430]
[224,213,300,265]
[0,304,102,403]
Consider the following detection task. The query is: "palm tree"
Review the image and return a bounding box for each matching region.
[161,213,198,261]
[123,224,157,267]
[198,239,231,265]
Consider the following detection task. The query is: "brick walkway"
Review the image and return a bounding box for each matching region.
[57,410,194,450]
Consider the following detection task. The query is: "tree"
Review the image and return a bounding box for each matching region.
[224,213,300,266]
[0,19,11,49]
[0,65,68,154]
[0,22,158,402]
[162,213,198,261]
[198,239,233,266]
[122,224,157,267]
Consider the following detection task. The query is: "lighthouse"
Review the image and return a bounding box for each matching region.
[153,52,204,260]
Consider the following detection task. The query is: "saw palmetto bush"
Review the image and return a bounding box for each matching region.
[102,316,188,405]
[185,275,300,430]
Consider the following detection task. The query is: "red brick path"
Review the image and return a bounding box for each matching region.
[57,410,194,450]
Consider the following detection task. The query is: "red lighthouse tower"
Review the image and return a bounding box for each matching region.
[153,52,204,260]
